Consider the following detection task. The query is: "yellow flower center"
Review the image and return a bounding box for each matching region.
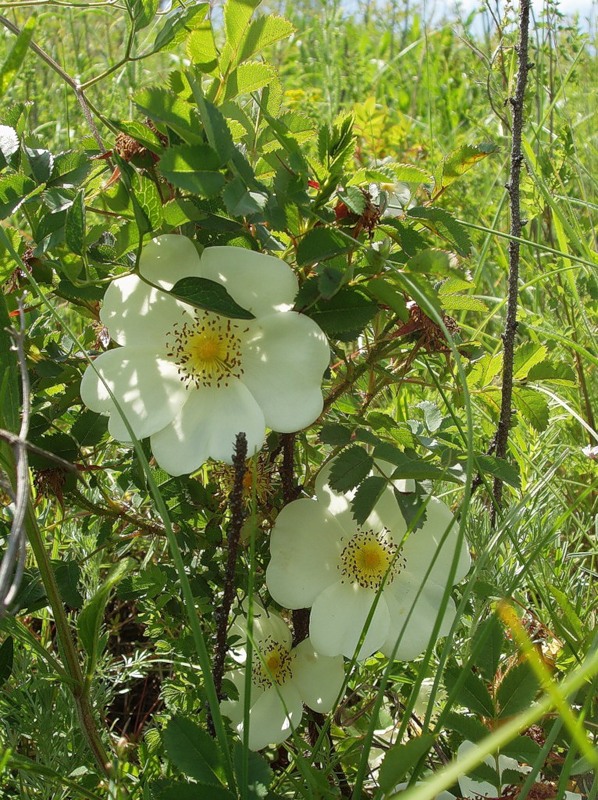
[252,637,294,689]
[339,528,405,590]
[167,313,245,389]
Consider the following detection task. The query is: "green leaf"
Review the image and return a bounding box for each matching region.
[441,294,487,312]
[407,206,472,257]
[366,277,408,320]
[0,125,19,170]
[473,614,505,681]
[221,0,262,71]
[24,146,54,184]
[110,120,165,154]
[162,716,224,785]
[71,411,108,447]
[78,559,133,674]
[0,289,20,434]
[417,401,443,432]
[159,144,225,197]
[65,190,86,255]
[52,560,83,609]
[195,97,235,163]
[405,248,458,278]
[223,178,268,217]
[0,16,35,99]
[133,174,163,231]
[373,443,461,483]
[439,142,499,190]
[467,353,503,389]
[0,637,14,687]
[222,62,276,102]
[393,487,427,531]
[238,15,294,62]
[500,735,542,764]
[150,780,235,800]
[186,24,219,73]
[127,0,159,31]
[443,713,489,742]
[49,149,91,188]
[513,343,548,380]
[328,445,373,492]
[308,287,377,336]
[474,455,520,489]
[233,742,272,800]
[527,360,575,385]
[351,475,388,525]
[547,583,584,640]
[296,228,355,267]
[134,87,202,144]
[497,662,539,718]
[379,734,435,791]
[169,276,255,320]
[153,4,209,54]
[0,173,36,219]
[389,163,430,184]
[513,386,549,432]
[445,666,496,717]
[319,423,353,446]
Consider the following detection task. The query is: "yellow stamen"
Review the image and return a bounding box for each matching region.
[339,528,405,590]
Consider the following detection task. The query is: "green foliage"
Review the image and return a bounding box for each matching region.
[0,0,596,797]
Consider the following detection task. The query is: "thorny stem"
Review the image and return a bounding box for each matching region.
[279,433,310,645]
[0,14,107,152]
[212,432,248,703]
[492,0,532,518]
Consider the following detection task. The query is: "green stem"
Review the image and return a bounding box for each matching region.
[24,504,112,777]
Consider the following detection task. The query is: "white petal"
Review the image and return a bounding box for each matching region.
[220,668,264,727]
[401,497,471,586]
[292,639,345,713]
[199,246,298,317]
[314,462,358,538]
[266,500,344,609]
[100,274,192,347]
[80,348,188,440]
[309,582,390,659]
[150,381,266,475]
[242,312,329,432]
[229,600,292,656]
[381,579,457,660]
[244,682,303,750]
[138,234,202,290]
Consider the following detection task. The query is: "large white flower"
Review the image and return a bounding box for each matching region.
[220,602,345,751]
[80,235,329,475]
[266,461,471,660]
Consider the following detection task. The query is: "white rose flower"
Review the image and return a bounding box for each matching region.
[80,235,329,475]
[266,461,471,660]
[220,602,345,751]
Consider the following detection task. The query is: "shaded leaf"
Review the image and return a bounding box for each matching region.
[328,445,373,492]
[318,423,353,446]
[308,287,377,336]
[439,142,499,189]
[474,455,520,489]
[127,0,158,31]
[159,144,225,197]
[445,666,496,717]
[351,475,388,525]
[379,734,435,792]
[443,712,489,742]
[233,741,272,799]
[0,637,13,687]
[497,662,539,718]
[134,87,202,144]
[170,276,255,320]
[473,614,505,681]
[162,716,224,785]
[296,228,355,267]
[65,190,86,255]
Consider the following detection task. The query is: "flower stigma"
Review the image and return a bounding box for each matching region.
[252,636,294,689]
[339,528,405,590]
[167,313,245,389]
